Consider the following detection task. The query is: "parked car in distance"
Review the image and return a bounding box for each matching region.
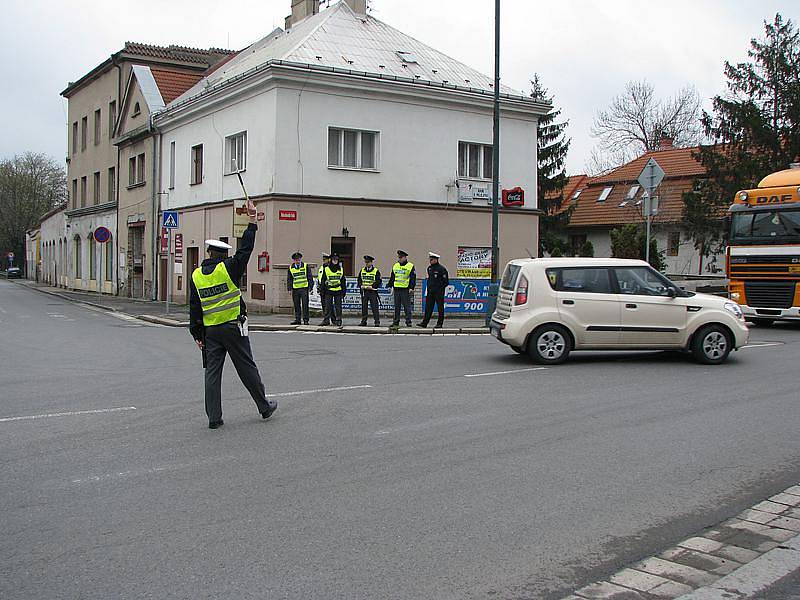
[490,258,749,365]
[5,267,21,279]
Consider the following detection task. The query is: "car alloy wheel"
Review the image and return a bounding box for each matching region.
[537,331,566,360]
[691,324,732,365]
[702,330,728,361]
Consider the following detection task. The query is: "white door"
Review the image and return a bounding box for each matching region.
[549,267,622,347]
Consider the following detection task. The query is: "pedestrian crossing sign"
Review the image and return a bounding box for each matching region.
[162,211,179,229]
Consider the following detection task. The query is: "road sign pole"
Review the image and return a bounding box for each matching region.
[166,229,171,315]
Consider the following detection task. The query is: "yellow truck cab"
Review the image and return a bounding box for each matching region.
[727,164,800,324]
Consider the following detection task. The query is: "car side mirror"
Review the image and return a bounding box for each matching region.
[666,287,677,298]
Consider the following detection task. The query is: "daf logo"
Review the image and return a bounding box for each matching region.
[755,194,793,204]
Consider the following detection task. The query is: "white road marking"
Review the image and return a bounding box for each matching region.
[742,342,784,349]
[266,384,372,398]
[0,406,137,423]
[464,367,548,378]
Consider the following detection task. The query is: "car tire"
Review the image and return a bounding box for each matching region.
[511,345,525,355]
[748,318,775,327]
[528,324,571,365]
[691,324,732,365]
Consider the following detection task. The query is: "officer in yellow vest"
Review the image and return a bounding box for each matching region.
[189,202,276,429]
[287,251,313,325]
[317,252,331,326]
[320,252,345,327]
[387,249,416,327]
[357,254,382,326]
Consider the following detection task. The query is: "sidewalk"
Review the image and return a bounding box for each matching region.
[14,280,490,334]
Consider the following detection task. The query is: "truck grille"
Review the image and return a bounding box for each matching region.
[744,281,796,309]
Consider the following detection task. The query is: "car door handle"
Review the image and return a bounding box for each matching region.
[562,299,575,305]
[626,303,637,309]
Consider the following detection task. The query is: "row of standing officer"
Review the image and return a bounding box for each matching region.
[287,249,449,328]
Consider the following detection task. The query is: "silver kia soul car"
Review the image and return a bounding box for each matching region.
[490,258,750,365]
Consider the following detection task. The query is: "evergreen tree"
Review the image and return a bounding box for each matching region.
[685,13,800,265]
[532,75,571,256]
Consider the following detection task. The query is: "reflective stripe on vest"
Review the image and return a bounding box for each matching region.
[360,267,377,287]
[290,263,309,289]
[392,262,414,288]
[192,262,241,326]
[324,266,343,292]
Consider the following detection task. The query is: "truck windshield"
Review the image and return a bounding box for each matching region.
[731,209,800,243]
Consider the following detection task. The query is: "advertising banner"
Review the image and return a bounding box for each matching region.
[422,279,492,314]
[457,246,492,279]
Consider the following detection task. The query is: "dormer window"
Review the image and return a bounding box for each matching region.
[597,186,613,202]
[396,51,419,64]
[132,102,141,117]
[626,185,640,199]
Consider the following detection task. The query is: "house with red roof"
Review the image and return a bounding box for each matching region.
[562,139,724,275]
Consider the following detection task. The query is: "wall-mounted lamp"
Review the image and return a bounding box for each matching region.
[342,227,349,238]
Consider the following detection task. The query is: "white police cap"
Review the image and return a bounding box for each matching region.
[205,239,233,251]
[428,252,440,259]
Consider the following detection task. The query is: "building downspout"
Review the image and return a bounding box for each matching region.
[114,59,122,296]
[150,113,160,301]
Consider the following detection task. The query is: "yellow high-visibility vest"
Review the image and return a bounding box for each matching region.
[290,263,309,289]
[392,262,414,289]
[192,262,241,326]
[360,266,377,288]
[324,266,344,292]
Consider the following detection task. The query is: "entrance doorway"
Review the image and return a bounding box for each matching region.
[330,237,355,276]
[186,247,199,304]
[159,258,167,301]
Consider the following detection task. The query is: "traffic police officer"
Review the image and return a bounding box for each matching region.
[320,252,345,327]
[287,251,313,325]
[418,252,449,328]
[387,249,416,327]
[189,202,276,429]
[358,255,382,326]
[317,252,331,326]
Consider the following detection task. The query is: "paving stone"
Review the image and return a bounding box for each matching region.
[633,556,717,587]
[739,508,777,524]
[753,500,791,514]
[648,579,694,599]
[786,507,800,520]
[768,515,800,532]
[610,568,671,592]
[659,547,740,575]
[678,537,723,553]
[700,528,737,543]
[784,485,800,496]
[574,581,648,599]
[723,531,779,553]
[723,517,794,541]
[560,596,586,600]
[711,543,761,564]
[771,492,800,507]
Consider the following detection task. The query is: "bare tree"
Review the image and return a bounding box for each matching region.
[586,80,702,175]
[0,153,66,268]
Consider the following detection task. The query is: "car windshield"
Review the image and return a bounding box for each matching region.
[731,209,800,243]
[614,266,684,297]
[500,264,521,290]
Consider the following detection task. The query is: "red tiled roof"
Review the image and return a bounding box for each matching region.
[592,146,705,184]
[151,68,205,103]
[123,42,234,65]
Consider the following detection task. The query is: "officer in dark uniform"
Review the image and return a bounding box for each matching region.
[287,251,313,325]
[418,251,449,328]
[387,249,416,327]
[320,252,345,327]
[317,252,331,326]
[357,254,382,326]
[189,202,277,429]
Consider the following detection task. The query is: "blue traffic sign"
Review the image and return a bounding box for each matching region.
[162,211,179,229]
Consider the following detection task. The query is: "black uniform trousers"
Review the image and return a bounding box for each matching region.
[361,289,380,324]
[326,292,343,325]
[204,321,275,423]
[422,289,446,326]
[292,288,310,323]
[393,288,413,325]
[319,290,330,323]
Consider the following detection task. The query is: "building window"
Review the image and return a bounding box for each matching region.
[328,128,378,170]
[137,153,145,184]
[93,171,101,204]
[72,122,78,154]
[81,116,87,151]
[94,109,101,145]
[108,101,117,139]
[108,167,115,202]
[668,231,681,257]
[169,141,176,189]
[597,186,613,202]
[225,132,247,174]
[132,102,141,117]
[80,176,87,207]
[128,154,145,187]
[191,144,203,184]
[458,141,493,180]
[71,179,78,209]
[74,236,82,278]
[89,235,96,279]
[105,234,114,281]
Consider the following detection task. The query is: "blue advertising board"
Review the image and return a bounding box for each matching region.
[422,279,492,314]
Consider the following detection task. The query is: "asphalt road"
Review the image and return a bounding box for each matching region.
[2,278,800,600]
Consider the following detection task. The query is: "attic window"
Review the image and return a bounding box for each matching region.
[626,185,640,199]
[597,186,613,202]
[396,51,419,64]
[571,189,582,202]
[132,102,141,117]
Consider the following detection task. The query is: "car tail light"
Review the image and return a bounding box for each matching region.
[515,275,529,305]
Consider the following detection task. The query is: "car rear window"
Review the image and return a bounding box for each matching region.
[500,264,521,290]
[546,268,612,293]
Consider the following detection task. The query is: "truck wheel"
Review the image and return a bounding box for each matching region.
[528,324,571,365]
[691,325,732,365]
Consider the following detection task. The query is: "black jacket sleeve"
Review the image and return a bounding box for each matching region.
[357,270,363,288]
[374,269,382,289]
[307,264,314,286]
[224,223,257,284]
[442,265,449,288]
[189,276,204,341]
[387,269,395,288]
[287,266,293,292]
[409,266,417,290]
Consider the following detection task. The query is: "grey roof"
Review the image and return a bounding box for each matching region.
[131,65,166,113]
[171,1,527,106]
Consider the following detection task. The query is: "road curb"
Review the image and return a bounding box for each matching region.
[565,483,800,600]
[10,280,118,313]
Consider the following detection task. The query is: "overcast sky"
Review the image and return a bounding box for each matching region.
[1,0,796,175]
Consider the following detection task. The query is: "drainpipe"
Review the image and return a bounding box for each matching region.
[114,60,122,296]
[150,112,160,301]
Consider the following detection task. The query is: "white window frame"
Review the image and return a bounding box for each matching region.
[190,144,204,185]
[327,127,380,172]
[597,186,613,202]
[224,131,247,175]
[168,141,176,189]
[458,141,493,181]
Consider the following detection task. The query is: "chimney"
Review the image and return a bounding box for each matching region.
[658,134,674,151]
[344,0,367,13]
[286,0,319,29]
